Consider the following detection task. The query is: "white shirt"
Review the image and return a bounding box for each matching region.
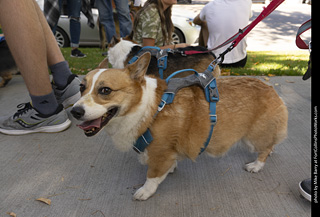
[200,0,252,64]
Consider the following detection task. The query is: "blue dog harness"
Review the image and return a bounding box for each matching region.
[128,46,170,79]
[133,64,219,155]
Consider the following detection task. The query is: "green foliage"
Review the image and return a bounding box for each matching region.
[62,48,106,75]
[222,51,309,76]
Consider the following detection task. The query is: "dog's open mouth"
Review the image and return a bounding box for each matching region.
[77,107,118,137]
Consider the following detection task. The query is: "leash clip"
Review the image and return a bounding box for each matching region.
[214,42,235,65]
[309,41,312,53]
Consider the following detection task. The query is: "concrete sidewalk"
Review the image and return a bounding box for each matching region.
[0,75,311,217]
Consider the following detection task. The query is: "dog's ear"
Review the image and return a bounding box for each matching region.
[109,36,120,48]
[127,52,151,82]
[123,31,134,41]
[97,57,110,69]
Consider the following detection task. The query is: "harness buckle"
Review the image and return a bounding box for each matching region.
[209,86,219,102]
[158,99,167,112]
[181,51,187,57]
[209,114,217,125]
[309,41,312,53]
[158,57,165,68]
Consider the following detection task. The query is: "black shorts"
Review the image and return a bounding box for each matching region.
[220,55,247,68]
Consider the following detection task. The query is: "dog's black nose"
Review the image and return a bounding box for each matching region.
[71,106,85,119]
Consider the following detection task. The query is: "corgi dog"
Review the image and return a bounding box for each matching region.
[98,36,220,78]
[71,53,288,201]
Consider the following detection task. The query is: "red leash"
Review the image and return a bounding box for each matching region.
[295,19,311,50]
[184,0,286,60]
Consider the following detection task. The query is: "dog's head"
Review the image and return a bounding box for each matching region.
[107,37,141,69]
[71,52,151,137]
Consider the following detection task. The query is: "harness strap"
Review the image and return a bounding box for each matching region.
[128,46,170,79]
[133,65,219,154]
[133,129,153,154]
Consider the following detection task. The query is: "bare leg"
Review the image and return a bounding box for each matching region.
[32,0,65,66]
[0,0,58,96]
[0,0,75,134]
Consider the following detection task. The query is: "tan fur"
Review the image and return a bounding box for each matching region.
[144,77,288,178]
[74,53,288,200]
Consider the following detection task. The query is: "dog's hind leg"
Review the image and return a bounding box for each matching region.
[133,153,177,201]
[244,104,288,173]
[244,146,274,173]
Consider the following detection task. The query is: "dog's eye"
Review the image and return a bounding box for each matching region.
[98,87,112,95]
[80,84,86,93]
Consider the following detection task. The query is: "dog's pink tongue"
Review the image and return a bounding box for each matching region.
[77,118,101,130]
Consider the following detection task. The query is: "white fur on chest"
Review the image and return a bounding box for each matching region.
[108,39,137,69]
[105,77,158,151]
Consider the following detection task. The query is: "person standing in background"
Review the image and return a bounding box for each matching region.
[194,0,252,68]
[44,0,93,58]
[132,0,189,49]
[95,0,132,43]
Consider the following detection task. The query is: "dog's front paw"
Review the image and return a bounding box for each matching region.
[133,178,160,201]
[133,185,156,201]
[245,160,265,173]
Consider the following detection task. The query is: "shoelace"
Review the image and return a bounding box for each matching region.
[13,103,33,119]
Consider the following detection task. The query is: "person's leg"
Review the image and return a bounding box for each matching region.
[33,0,65,67]
[113,0,132,38]
[68,0,81,48]
[67,0,86,57]
[33,0,73,87]
[95,0,117,43]
[34,0,80,108]
[0,0,72,135]
[0,0,52,97]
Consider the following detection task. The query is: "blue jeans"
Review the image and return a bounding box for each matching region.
[95,0,132,43]
[67,0,81,48]
[51,0,81,48]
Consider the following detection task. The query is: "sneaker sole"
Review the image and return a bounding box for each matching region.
[299,181,311,202]
[0,119,72,135]
[70,55,87,58]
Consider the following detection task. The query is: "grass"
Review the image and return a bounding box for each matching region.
[61,48,106,75]
[223,51,310,76]
[61,48,310,76]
